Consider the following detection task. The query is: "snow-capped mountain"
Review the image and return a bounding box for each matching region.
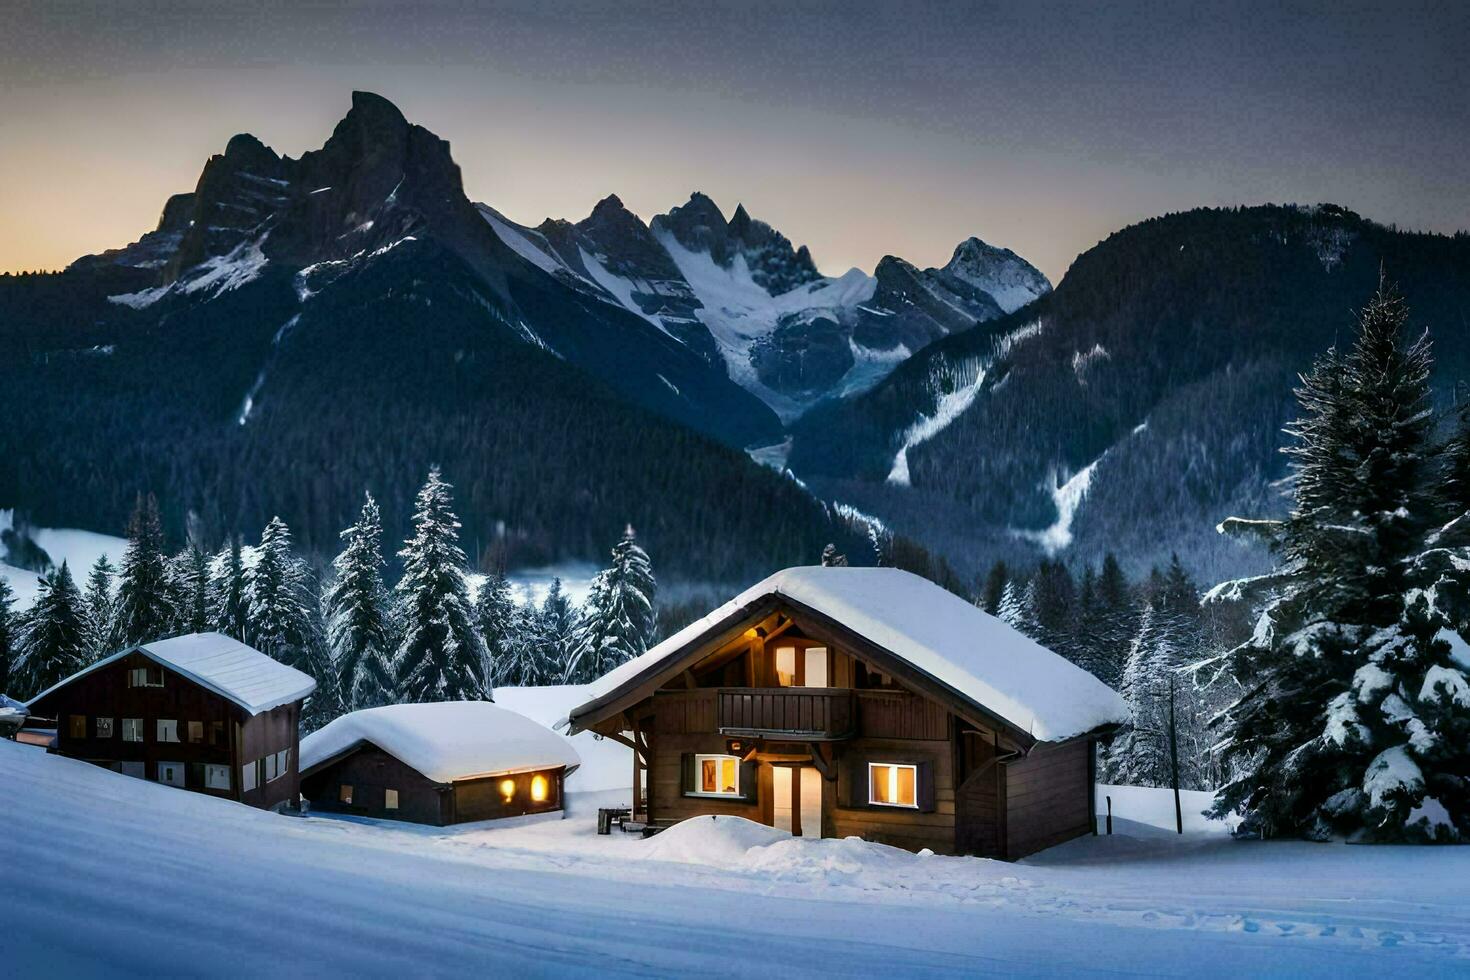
[479,191,1049,421]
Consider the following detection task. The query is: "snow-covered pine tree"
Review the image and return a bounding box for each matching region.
[166,544,210,636]
[81,554,119,662]
[248,516,341,724]
[325,494,396,710]
[15,561,86,697]
[0,578,15,694]
[565,525,658,683]
[495,598,543,687]
[979,561,1009,615]
[394,468,488,702]
[820,543,848,567]
[996,580,1026,630]
[473,569,518,688]
[531,578,576,685]
[114,493,174,646]
[209,538,250,641]
[1207,282,1463,840]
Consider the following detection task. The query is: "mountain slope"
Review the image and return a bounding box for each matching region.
[789,205,1470,582]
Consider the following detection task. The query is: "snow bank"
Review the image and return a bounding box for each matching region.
[0,511,128,609]
[638,814,791,865]
[574,566,1128,743]
[301,700,580,784]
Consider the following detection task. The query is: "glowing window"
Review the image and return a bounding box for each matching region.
[868,763,918,808]
[530,774,549,803]
[499,778,516,802]
[69,715,87,738]
[385,789,399,810]
[695,754,740,796]
[775,647,797,686]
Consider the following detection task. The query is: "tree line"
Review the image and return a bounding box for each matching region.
[0,468,658,732]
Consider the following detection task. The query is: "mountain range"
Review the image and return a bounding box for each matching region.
[4,92,1468,594]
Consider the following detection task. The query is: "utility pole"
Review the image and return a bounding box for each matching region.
[1168,674,1182,835]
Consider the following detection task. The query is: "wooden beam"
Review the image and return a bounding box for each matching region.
[808,743,838,782]
[681,669,698,690]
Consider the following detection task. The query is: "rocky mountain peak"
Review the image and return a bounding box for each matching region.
[939,235,1051,314]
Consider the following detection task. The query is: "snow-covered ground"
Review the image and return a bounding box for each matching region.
[4,731,1468,975]
[0,510,128,609]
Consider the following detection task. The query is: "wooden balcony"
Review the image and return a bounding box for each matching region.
[716,687,857,741]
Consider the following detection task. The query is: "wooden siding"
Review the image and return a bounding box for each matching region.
[451,768,565,823]
[1005,738,1093,859]
[954,731,1003,857]
[856,691,948,740]
[650,731,765,824]
[830,737,956,854]
[301,745,448,825]
[717,688,855,739]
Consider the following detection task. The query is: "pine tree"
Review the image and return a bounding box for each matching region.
[531,578,576,685]
[325,494,396,710]
[114,493,174,646]
[81,554,119,662]
[1095,553,1136,687]
[566,525,658,683]
[166,544,210,636]
[209,538,250,641]
[495,598,544,687]
[248,516,340,724]
[15,562,86,697]
[996,579,1028,632]
[394,468,487,702]
[1208,283,1462,840]
[0,578,15,695]
[979,561,1009,615]
[473,569,518,687]
[820,543,848,567]
[1032,560,1077,658]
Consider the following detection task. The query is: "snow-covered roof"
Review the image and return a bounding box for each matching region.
[569,566,1128,743]
[300,701,581,784]
[27,633,316,717]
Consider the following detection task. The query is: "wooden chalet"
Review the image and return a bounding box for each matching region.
[26,632,316,810]
[566,566,1129,859]
[299,701,581,826]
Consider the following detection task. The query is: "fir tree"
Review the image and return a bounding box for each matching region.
[1095,553,1136,687]
[15,562,86,697]
[167,544,210,636]
[248,516,340,724]
[325,494,396,710]
[473,569,518,687]
[820,543,848,567]
[531,578,576,684]
[495,598,544,687]
[996,579,1028,632]
[114,493,174,646]
[1208,283,1462,840]
[0,578,15,694]
[394,468,487,702]
[209,538,250,641]
[979,560,1009,615]
[81,554,119,662]
[566,525,658,683]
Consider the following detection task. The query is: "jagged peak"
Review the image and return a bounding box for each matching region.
[347,90,409,130]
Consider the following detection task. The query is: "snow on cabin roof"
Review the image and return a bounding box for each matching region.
[569,566,1129,743]
[27,633,316,717]
[299,701,582,785]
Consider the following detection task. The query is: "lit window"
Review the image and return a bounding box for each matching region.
[385,789,399,810]
[695,754,740,796]
[122,718,144,742]
[339,784,353,805]
[128,666,165,688]
[157,719,179,743]
[96,717,115,738]
[775,647,797,686]
[499,778,516,802]
[531,774,549,802]
[69,715,87,738]
[205,765,231,791]
[868,763,918,808]
[187,721,203,743]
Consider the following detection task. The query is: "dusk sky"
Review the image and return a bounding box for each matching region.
[3,1,1467,283]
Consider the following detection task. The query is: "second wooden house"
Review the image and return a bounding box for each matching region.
[565,566,1128,859]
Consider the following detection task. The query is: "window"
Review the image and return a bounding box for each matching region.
[187,721,204,744]
[205,765,231,791]
[339,784,354,805]
[264,749,290,783]
[120,761,146,779]
[96,717,115,738]
[210,721,226,747]
[156,762,185,788]
[122,718,144,742]
[775,646,797,686]
[530,774,549,803]
[69,715,87,738]
[241,761,258,793]
[694,754,740,797]
[384,788,399,810]
[868,763,918,808]
[264,753,278,782]
[157,719,179,743]
[774,645,828,687]
[128,666,165,688]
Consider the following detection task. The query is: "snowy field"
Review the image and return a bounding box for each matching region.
[3,737,1469,976]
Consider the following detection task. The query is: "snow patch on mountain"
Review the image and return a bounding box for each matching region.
[887,362,988,486]
[1016,460,1100,555]
[109,234,270,309]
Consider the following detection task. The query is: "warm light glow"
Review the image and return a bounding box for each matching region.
[531,774,549,802]
[499,778,516,801]
[869,763,917,807]
[696,754,739,795]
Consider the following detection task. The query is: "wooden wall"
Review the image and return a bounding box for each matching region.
[1004,737,1094,859]
[452,768,565,823]
[301,746,447,825]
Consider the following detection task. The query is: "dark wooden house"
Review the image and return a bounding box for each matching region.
[567,566,1128,860]
[299,701,581,826]
[26,632,316,810]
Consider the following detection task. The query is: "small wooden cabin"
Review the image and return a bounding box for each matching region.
[26,632,316,810]
[299,701,581,826]
[566,566,1128,860]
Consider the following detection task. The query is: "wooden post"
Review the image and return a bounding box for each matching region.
[1106,795,1113,835]
[1168,676,1183,835]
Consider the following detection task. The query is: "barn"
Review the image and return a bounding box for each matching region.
[299,701,581,826]
[565,566,1130,859]
[25,632,315,810]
